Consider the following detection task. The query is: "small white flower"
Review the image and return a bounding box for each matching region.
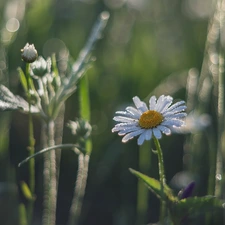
[112,95,187,145]
[21,43,38,63]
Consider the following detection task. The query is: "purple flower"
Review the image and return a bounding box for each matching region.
[178,181,195,199]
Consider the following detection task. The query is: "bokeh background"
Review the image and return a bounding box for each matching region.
[0,0,219,225]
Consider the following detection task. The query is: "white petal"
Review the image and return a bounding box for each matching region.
[155,95,165,111]
[126,106,141,119]
[162,119,184,127]
[157,125,171,135]
[112,123,138,132]
[166,101,185,112]
[137,132,146,145]
[122,129,145,143]
[153,128,162,139]
[145,129,152,140]
[133,96,148,113]
[115,111,134,118]
[165,105,187,115]
[164,112,187,119]
[149,96,157,110]
[113,116,137,123]
[159,96,173,113]
[118,126,141,135]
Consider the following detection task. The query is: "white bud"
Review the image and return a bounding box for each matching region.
[21,43,38,63]
[31,56,47,76]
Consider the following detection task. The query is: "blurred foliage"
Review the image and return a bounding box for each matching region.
[0,0,220,225]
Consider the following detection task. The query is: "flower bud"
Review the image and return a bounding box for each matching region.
[178,181,195,199]
[67,119,92,139]
[31,56,47,76]
[21,43,38,63]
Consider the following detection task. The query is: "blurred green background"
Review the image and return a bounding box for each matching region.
[0,0,215,224]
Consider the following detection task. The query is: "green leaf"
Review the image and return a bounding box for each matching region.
[169,196,224,224]
[50,12,110,120]
[19,203,28,225]
[18,67,28,92]
[129,168,176,201]
[79,76,91,121]
[79,76,92,154]
[28,76,36,93]
[18,67,37,94]
[0,85,39,113]
[20,181,33,200]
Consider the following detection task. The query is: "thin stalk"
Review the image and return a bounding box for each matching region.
[215,0,225,199]
[207,133,217,196]
[68,73,92,225]
[153,137,166,188]
[54,104,65,190]
[51,54,64,186]
[68,154,90,225]
[214,3,225,224]
[18,144,83,167]
[42,120,57,225]
[153,136,166,222]
[25,63,35,223]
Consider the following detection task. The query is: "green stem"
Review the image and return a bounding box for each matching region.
[215,0,225,199]
[153,137,166,187]
[68,71,92,225]
[68,154,90,225]
[42,120,57,225]
[153,136,166,222]
[25,63,35,224]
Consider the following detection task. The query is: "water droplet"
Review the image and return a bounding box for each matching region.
[216,174,222,180]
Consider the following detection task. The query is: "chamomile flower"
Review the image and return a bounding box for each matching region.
[112,95,187,145]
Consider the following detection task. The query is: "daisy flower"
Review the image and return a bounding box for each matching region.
[112,95,187,145]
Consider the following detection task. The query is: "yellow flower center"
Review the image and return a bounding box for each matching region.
[139,110,163,129]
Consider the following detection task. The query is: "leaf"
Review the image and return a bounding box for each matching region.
[50,12,110,120]
[28,76,36,93]
[19,203,28,225]
[18,67,28,92]
[20,181,33,200]
[18,143,84,167]
[129,168,176,201]
[18,67,37,98]
[169,196,224,224]
[173,195,223,214]
[0,85,39,113]
[79,76,91,121]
